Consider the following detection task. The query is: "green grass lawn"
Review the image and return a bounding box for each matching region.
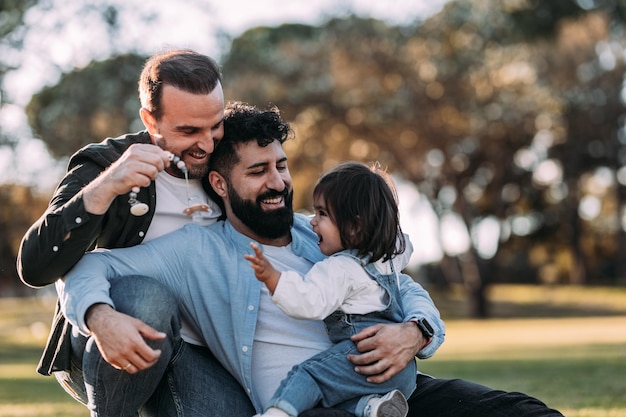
[1,286,626,417]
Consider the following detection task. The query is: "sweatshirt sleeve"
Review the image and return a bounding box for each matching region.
[17,161,107,288]
[270,259,352,320]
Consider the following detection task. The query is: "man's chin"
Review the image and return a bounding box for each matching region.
[186,164,209,180]
[261,205,286,213]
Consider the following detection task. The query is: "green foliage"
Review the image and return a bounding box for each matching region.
[0,0,38,39]
[222,0,626,305]
[0,185,49,296]
[26,54,146,158]
[4,0,626,305]
[507,0,626,40]
[0,0,39,148]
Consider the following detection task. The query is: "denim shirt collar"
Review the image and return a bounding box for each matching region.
[222,213,325,264]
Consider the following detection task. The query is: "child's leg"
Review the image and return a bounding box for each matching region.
[265,340,416,416]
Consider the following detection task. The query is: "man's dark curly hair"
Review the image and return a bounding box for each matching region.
[209,101,293,177]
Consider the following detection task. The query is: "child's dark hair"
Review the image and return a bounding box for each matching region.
[313,161,405,263]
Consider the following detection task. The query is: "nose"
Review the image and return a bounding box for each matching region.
[267,167,288,191]
[197,130,217,154]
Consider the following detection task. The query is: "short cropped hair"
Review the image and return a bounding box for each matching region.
[313,162,405,263]
[138,49,221,120]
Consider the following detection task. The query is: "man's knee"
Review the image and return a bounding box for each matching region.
[109,275,180,331]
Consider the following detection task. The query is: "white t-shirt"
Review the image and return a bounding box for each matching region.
[251,244,332,409]
[144,171,222,242]
[143,171,222,345]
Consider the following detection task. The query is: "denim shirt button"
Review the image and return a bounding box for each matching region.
[248,305,254,311]
[242,346,248,353]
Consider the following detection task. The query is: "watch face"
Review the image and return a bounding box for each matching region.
[418,318,434,338]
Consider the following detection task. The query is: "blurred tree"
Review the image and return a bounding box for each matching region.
[8,0,626,315]
[26,54,146,158]
[0,0,39,147]
[0,184,49,296]
[222,0,626,316]
[504,2,626,286]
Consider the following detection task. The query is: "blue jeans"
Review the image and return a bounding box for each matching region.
[54,275,255,417]
[298,374,565,417]
[268,338,416,416]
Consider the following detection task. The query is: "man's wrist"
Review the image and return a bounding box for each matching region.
[82,176,119,215]
[410,318,434,348]
[85,303,114,332]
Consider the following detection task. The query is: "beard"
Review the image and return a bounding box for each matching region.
[228,186,294,240]
[170,158,208,179]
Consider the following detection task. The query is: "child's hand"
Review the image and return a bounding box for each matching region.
[244,242,280,293]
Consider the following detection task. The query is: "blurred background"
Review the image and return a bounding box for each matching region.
[2,0,626,320]
[3,2,626,415]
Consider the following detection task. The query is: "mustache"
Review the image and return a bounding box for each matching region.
[256,188,290,203]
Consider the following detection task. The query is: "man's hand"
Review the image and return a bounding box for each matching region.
[86,304,166,374]
[348,322,425,383]
[82,144,171,215]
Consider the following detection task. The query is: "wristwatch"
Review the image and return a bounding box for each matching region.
[413,318,434,340]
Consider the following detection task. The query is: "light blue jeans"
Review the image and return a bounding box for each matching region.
[54,275,255,417]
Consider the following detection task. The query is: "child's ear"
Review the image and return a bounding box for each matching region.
[208,171,228,198]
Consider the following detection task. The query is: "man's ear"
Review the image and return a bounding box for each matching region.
[209,171,228,198]
[139,107,158,134]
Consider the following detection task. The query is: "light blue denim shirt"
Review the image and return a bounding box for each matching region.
[58,213,445,411]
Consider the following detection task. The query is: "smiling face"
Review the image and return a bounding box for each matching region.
[210,139,294,245]
[310,194,345,256]
[141,84,225,179]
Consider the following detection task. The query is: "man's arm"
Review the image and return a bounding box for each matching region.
[17,163,108,287]
[56,231,188,371]
[17,143,171,287]
[348,273,445,383]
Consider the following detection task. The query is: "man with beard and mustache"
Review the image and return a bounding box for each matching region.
[58,102,564,417]
[16,49,253,417]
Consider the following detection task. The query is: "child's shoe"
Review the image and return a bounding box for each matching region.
[363,389,408,417]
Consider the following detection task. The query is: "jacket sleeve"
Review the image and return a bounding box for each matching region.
[17,160,107,288]
[398,273,446,359]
